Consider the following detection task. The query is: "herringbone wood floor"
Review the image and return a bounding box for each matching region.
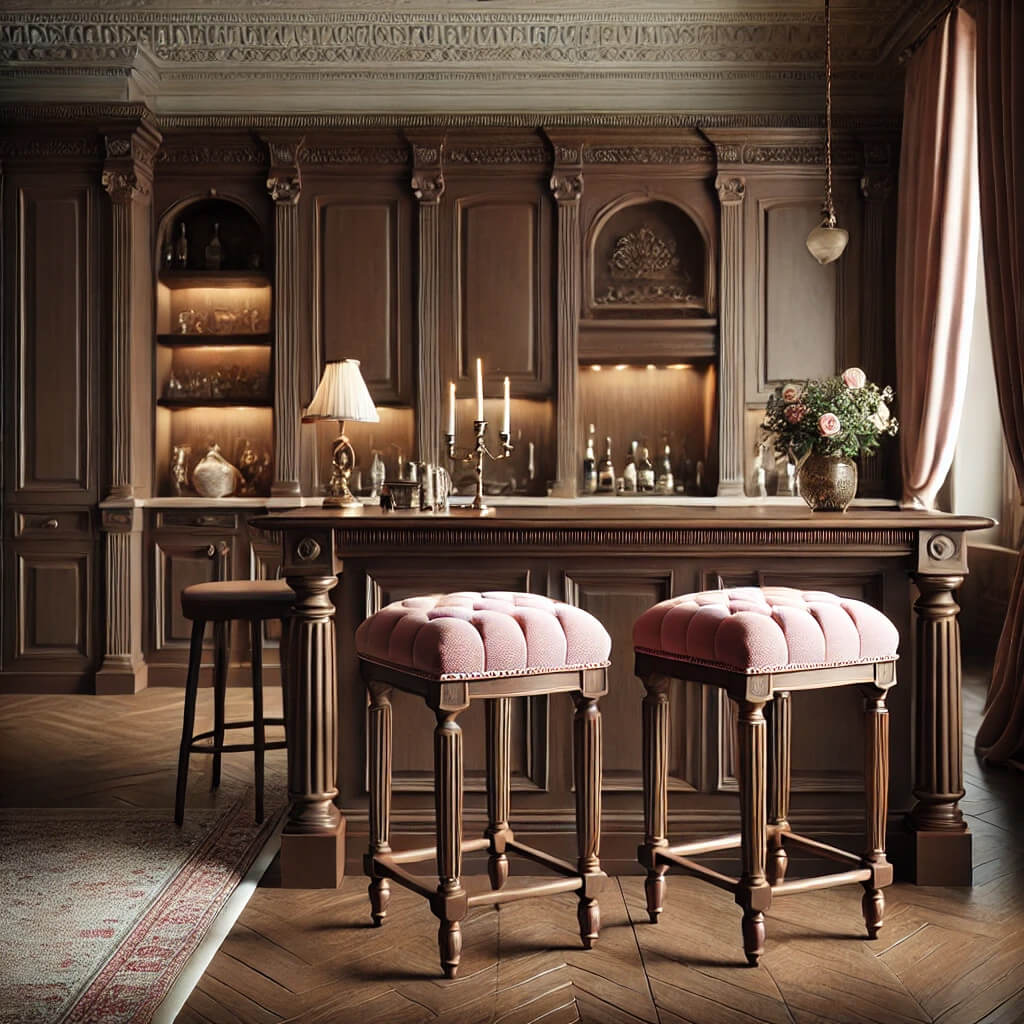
[2,670,1022,1023]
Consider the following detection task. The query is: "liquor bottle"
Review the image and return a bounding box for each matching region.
[637,446,655,492]
[204,222,224,270]
[694,460,705,494]
[655,439,674,494]
[676,438,694,495]
[161,239,174,270]
[582,423,598,494]
[622,441,638,493]
[597,436,615,492]
[173,223,188,268]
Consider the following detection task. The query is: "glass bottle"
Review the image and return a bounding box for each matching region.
[173,222,188,268]
[675,438,693,495]
[637,446,655,492]
[622,441,638,493]
[204,221,224,270]
[597,436,615,492]
[582,423,597,494]
[656,439,674,494]
[369,450,386,498]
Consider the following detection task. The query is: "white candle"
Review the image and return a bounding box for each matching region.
[475,358,484,421]
[447,381,456,436]
[502,376,511,434]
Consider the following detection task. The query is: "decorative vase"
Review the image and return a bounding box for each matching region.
[192,444,241,498]
[797,453,858,512]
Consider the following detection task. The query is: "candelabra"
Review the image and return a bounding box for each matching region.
[445,420,513,513]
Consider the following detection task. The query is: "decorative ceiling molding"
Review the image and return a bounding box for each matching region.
[0,2,948,115]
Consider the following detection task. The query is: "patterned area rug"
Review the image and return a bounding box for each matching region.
[0,801,283,1024]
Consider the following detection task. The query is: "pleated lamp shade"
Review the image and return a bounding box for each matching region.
[303,359,380,423]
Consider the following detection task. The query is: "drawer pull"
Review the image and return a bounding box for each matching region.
[43,518,59,530]
[197,515,221,526]
[206,544,216,558]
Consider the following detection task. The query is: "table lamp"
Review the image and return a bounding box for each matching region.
[302,358,379,508]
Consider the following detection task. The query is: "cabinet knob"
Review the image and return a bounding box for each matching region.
[43,518,59,530]
[205,543,216,558]
[197,515,220,526]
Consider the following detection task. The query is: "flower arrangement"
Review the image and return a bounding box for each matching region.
[761,367,898,460]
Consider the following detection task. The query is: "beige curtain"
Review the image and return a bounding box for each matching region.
[975,0,1024,767]
[895,8,980,510]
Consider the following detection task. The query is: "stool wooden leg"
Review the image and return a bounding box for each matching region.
[250,619,266,824]
[211,620,229,789]
[861,683,892,939]
[434,708,468,979]
[640,672,671,923]
[766,691,791,885]
[175,619,205,826]
[573,692,603,949]
[485,697,512,891]
[736,698,771,966]
[367,681,393,926]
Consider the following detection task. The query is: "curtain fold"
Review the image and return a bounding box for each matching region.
[894,8,979,510]
[975,0,1024,767]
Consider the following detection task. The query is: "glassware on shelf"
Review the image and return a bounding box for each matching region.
[582,423,597,494]
[369,450,386,498]
[170,444,191,496]
[173,223,188,268]
[204,221,224,270]
[208,308,235,334]
[237,439,271,496]
[597,436,615,493]
[192,443,241,498]
[637,446,655,492]
[622,441,638,493]
[656,439,674,494]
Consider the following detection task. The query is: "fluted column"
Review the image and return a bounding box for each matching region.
[485,696,512,890]
[736,699,770,966]
[409,136,445,466]
[640,672,670,922]
[861,684,891,938]
[281,572,344,887]
[367,680,393,925]
[263,134,304,496]
[766,691,791,885]
[433,708,466,979]
[545,133,584,497]
[573,691,603,948]
[715,173,746,496]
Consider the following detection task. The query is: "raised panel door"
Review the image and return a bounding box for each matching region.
[13,184,95,501]
[453,192,553,396]
[317,196,411,403]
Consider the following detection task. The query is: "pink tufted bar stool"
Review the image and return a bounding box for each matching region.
[634,587,899,966]
[356,591,612,979]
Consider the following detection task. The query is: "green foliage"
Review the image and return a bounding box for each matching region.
[761,370,899,460]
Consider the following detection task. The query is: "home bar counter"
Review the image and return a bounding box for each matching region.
[251,503,992,890]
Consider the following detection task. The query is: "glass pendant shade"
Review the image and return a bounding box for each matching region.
[806,220,849,265]
[303,358,380,423]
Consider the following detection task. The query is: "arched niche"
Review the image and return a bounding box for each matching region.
[584,195,714,318]
[156,194,269,274]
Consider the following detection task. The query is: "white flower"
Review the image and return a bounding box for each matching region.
[870,400,890,431]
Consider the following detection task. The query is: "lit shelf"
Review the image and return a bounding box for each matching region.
[156,333,272,348]
[157,397,273,409]
[158,270,271,290]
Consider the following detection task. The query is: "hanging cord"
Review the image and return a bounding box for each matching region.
[823,0,836,225]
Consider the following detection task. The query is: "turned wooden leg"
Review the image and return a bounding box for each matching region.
[640,673,671,923]
[485,697,512,891]
[908,573,971,884]
[250,619,266,824]
[433,707,468,979]
[175,619,205,826]
[573,691,604,949]
[281,574,344,889]
[861,682,893,938]
[367,680,393,926]
[735,699,771,966]
[766,692,791,886]
[211,620,229,789]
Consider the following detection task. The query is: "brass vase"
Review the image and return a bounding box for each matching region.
[798,453,858,511]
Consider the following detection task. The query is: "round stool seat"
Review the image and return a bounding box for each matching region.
[356,591,611,680]
[181,579,295,622]
[634,586,898,674]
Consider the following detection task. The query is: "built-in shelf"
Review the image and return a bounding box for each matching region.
[157,333,272,348]
[157,397,273,409]
[158,270,271,290]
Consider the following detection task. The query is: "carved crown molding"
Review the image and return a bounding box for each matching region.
[299,143,408,166]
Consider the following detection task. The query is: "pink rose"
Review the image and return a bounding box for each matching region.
[784,403,806,424]
[818,412,841,436]
[842,366,866,389]
[781,383,801,403]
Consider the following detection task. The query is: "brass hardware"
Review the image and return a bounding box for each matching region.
[296,537,321,561]
[43,518,59,529]
[205,544,216,558]
[445,420,513,513]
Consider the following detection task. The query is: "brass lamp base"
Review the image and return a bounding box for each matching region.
[323,492,362,509]
[323,423,363,511]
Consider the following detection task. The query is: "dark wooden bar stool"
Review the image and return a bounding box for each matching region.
[356,591,612,979]
[634,586,899,966]
[175,579,295,826]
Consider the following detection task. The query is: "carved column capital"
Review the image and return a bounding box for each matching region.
[543,132,584,204]
[715,174,746,205]
[102,122,160,204]
[262,133,304,204]
[408,137,446,205]
[860,173,894,202]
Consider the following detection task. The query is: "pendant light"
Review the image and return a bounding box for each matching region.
[806,0,849,265]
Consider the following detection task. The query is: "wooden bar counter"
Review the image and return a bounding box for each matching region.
[251,503,992,890]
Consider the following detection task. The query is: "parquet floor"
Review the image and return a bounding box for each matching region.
[1,671,1022,1024]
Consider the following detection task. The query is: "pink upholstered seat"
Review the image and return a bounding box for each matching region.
[633,587,898,674]
[356,592,612,681]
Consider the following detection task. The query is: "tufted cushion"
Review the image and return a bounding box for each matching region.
[181,579,294,622]
[356,592,612,681]
[633,587,898,674]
